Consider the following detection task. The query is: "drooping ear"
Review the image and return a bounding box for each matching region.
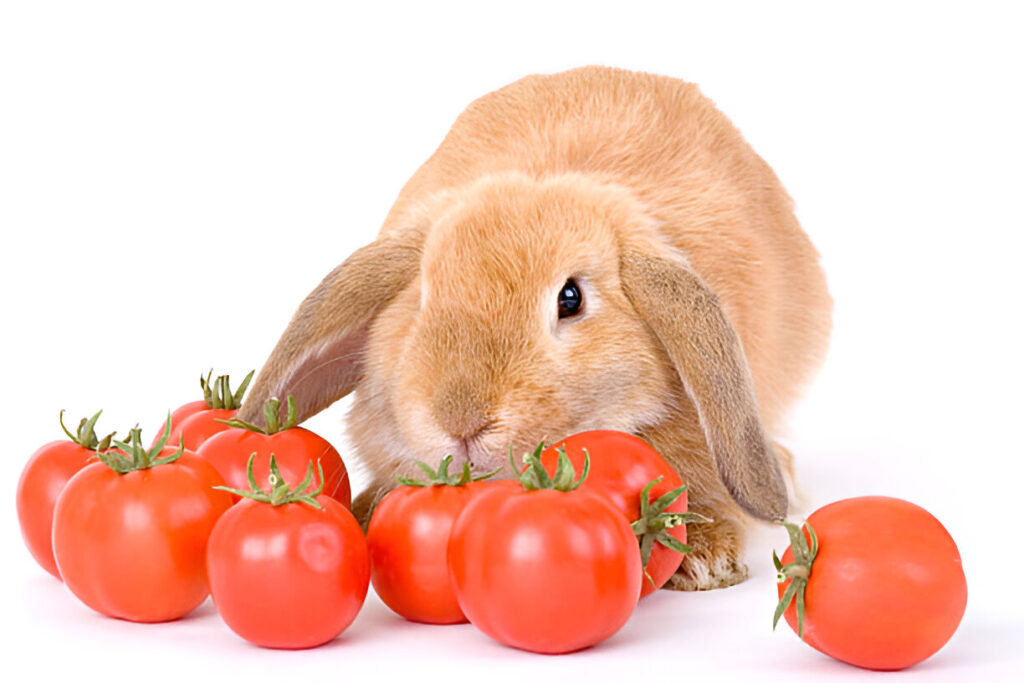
[620,247,788,521]
[238,234,423,425]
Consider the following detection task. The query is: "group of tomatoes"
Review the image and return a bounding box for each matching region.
[16,371,360,639]
[16,370,970,668]
[15,371,702,653]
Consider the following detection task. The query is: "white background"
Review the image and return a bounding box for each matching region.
[2,1,1022,680]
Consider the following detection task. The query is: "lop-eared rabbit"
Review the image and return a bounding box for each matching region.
[238,66,832,590]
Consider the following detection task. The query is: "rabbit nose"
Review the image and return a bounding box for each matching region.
[433,384,493,441]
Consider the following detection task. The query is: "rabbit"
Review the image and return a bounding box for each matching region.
[237,65,832,591]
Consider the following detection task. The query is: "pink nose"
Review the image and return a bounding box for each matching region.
[432,382,493,441]
[436,403,491,441]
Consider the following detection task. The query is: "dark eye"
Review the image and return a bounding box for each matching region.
[557,278,584,319]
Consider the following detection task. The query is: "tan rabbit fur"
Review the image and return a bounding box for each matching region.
[239,66,832,591]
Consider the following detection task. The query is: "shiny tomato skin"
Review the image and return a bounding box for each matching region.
[16,440,97,579]
[541,431,687,597]
[170,408,237,451]
[367,481,506,624]
[52,450,233,622]
[778,496,967,670]
[151,400,208,445]
[206,496,370,649]
[448,484,642,654]
[197,427,351,508]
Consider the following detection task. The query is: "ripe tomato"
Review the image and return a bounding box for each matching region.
[157,370,253,450]
[366,455,504,624]
[17,411,115,579]
[448,446,641,654]
[196,396,351,508]
[207,455,369,649]
[151,370,217,444]
[52,423,233,622]
[540,431,697,597]
[774,496,967,670]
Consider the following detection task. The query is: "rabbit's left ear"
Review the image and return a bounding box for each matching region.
[237,233,423,426]
[620,247,788,521]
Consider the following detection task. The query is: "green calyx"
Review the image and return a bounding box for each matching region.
[773,519,819,639]
[59,409,116,451]
[631,476,711,585]
[217,395,299,435]
[214,453,325,509]
[202,370,254,410]
[397,453,502,487]
[97,413,184,474]
[512,443,588,492]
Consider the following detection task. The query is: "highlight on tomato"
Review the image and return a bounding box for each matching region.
[448,444,642,654]
[52,416,233,622]
[539,431,707,596]
[157,369,254,451]
[17,410,116,579]
[197,395,351,508]
[366,455,501,624]
[773,496,968,671]
[207,454,370,649]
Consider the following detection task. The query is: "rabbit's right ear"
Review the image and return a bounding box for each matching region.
[238,234,422,425]
[620,246,788,522]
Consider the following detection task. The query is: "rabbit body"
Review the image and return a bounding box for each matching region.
[241,66,832,590]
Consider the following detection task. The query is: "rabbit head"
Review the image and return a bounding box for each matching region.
[238,169,788,522]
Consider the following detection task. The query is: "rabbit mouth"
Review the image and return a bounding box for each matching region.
[447,433,510,477]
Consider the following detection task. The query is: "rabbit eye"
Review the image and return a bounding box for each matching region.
[557,278,584,319]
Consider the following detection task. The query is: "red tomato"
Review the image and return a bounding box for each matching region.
[448,448,641,654]
[152,399,206,444]
[207,456,369,649]
[774,496,967,671]
[540,431,692,597]
[17,411,115,579]
[196,397,351,508]
[173,409,237,451]
[366,456,506,624]
[156,370,253,449]
[52,428,233,622]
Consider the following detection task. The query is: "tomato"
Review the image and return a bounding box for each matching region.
[174,409,238,451]
[539,431,697,597]
[152,370,216,443]
[52,422,233,622]
[448,446,641,654]
[158,399,208,440]
[196,395,351,508]
[366,455,503,624]
[156,370,253,450]
[17,411,115,579]
[774,496,967,671]
[207,455,369,649]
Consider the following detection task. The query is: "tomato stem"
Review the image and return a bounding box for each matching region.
[512,443,589,492]
[630,477,711,583]
[214,452,326,509]
[772,519,819,639]
[396,453,502,487]
[98,413,185,474]
[201,370,255,411]
[59,409,116,450]
[198,369,215,407]
[217,395,299,435]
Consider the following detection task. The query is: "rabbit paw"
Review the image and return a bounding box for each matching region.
[668,553,749,591]
[664,516,748,591]
[351,481,391,529]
